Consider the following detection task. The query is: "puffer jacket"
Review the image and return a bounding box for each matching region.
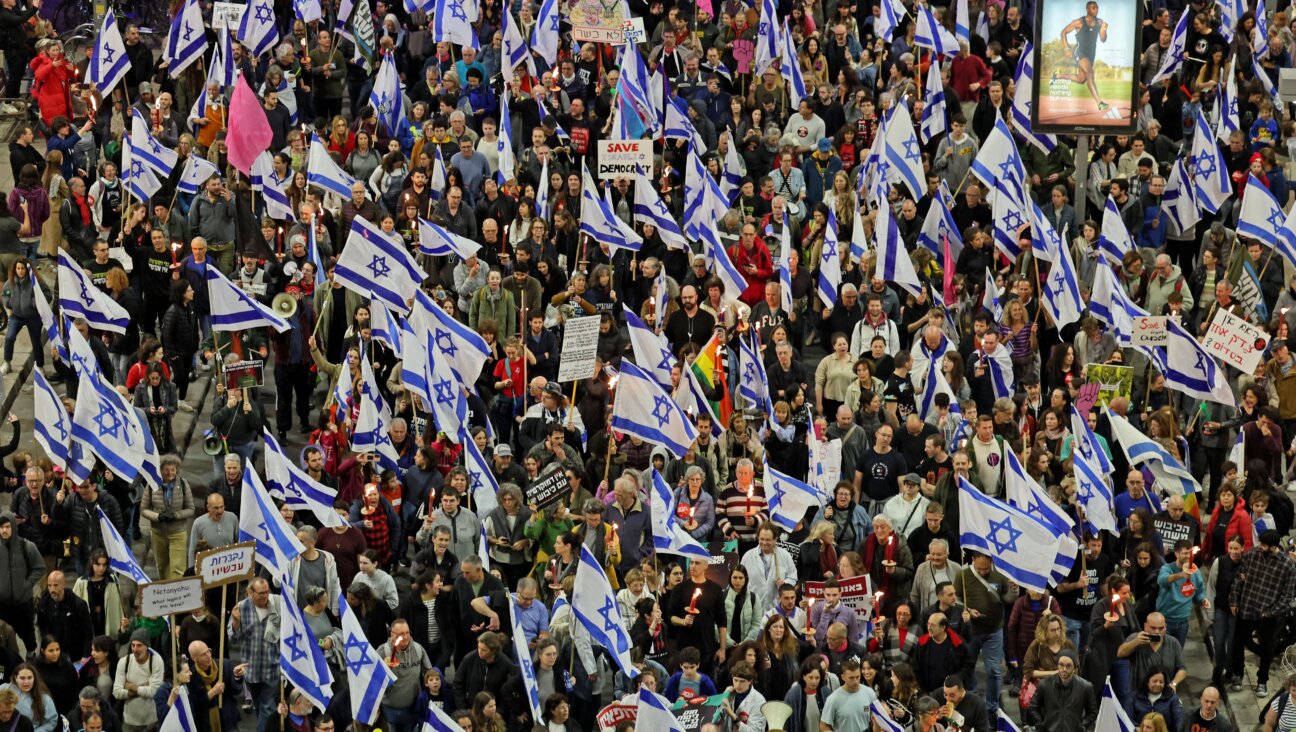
[0,533,44,605]
[160,302,200,358]
[139,479,196,536]
[55,490,126,556]
[30,53,75,125]
[1,273,37,318]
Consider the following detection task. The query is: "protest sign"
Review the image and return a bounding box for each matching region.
[212,1,245,29]
[803,575,877,624]
[595,140,652,180]
[671,692,731,731]
[596,703,637,732]
[195,542,257,587]
[141,577,205,618]
[1202,309,1269,374]
[1085,364,1134,406]
[556,315,602,382]
[224,360,265,391]
[524,470,572,509]
[1132,316,1170,347]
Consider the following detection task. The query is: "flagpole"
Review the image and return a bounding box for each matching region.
[217,584,227,708]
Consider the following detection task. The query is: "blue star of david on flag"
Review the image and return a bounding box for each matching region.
[284,630,310,663]
[344,635,374,676]
[1001,209,1024,231]
[822,239,837,263]
[255,2,273,22]
[93,405,124,440]
[651,395,672,427]
[367,254,392,280]
[435,329,459,358]
[1194,153,1216,179]
[987,516,1023,554]
[600,596,629,652]
[103,46,115,63]
[434,378,457,405]
[902,137,921,162]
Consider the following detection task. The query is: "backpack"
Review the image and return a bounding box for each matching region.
[381,168,408,213]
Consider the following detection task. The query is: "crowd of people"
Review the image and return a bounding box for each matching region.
[3,0,1296,730]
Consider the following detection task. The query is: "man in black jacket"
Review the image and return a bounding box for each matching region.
[449,555,505,666]
[121,23,155,103]
[8,126,44,182]
[36,570,93,659]
[452,630,516,710]
[0,0,40,99]
[61,178,97,262]
[0,512,43,651]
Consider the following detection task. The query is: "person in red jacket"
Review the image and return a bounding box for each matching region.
[729,223,773,306]
[29,39,75,127]
[1200,482,1254,564]
[949,41,992,119]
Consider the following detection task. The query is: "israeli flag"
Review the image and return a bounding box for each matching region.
[409,290,490,386]
[702,227,748,307]
[307,133,358,199]
[648,469,710,561]
[397,317,431,407]
[97,505,150,585]
[779,213,795,313]
[1011,43,1057,153]
[915,3,960,58]
[330,350,354,411]
[426,333,469,444]
[353,363,402,467]
[883,105,926,200]
[264,429,343,528]
[58,252,131,334]
[817,209,843,309]
[720,132,745,203]
[996,709,1023,732]
[683,148,728,238]
[239,465,306,580]
[32,274,63,363]
[72,375,146,481]
[1161,319,1237,405]
[534,156,551,221]
[463,434,499,515]
[207,266,291,333]
[954,0,971,42]
[971,118,1027,197]
[423,699,465,732]
[335,217,425,315]
[916,358,960,423]
[1216,58,1240,142]
[620,44,660,137]
[626,310,675,391]
[1149,11,1189,86]
[1004,447,1077,581]
[1163,157,1201,235]
[371,53,404,135]
[918,183,963,258]
[871,701,902,732]
[779,18,808,106]
[209,26,235,89]
[250,152,295,221]
[418,218,482,259]
[134,407,164,490]
[508,593,544,722]
[875,200,922,297]
[279,573,335,710]
[177,154,221,196]
[86,10,131,97]
[674,361,722,437]
[572,544,637,677]
[1031,202,1084,328]
[1088,265,1140,343]
[1097,197,1136,265]
[664,98,706,152]
[1254,47,1283,110]
[850,200,869,262]
[920,61,946,144]
[638,689,689,732]
[158,687,197,732]
[368,302,403,358]
[1096,677,1136,731]
[432,0,480,48]
[165,0,208,77]
[876,0,907,41]
[536,99,569,141]
[1191,107,1232,214]
[766,458,825,532]
[236,0,279,57]
[1071,407,1118,533]
[979,270,1002,320]
[632,170,688,250]
[753,0,780,75]
[66,319,102,381]
[975,344,1015,400]
[497,94,516,184]
[610,360,699,458]
[499,9,531,84]
[580,167,636,253]
[989,179,1027,262]
[1241,173,1296,268]
[531,0,559,64]
[738,330,773,414]
[33,371,71,471]
[958,478,1066,593]
[121,133,162,203]
[339,599,394,724]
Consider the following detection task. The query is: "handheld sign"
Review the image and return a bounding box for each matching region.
[140,577,205,618]
[195,542,257,587]
[524,470,573,510]
[556,315,602,382]
[1202,309,1269,374]
[1131,316,1170,347]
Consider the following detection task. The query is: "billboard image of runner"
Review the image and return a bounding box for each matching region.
[1032,0,1141,133]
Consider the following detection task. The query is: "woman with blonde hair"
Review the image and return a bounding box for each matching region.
[1020,613,1075,710]
[38,150,67,258]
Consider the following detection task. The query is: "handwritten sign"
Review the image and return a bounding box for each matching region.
[212,1,245,29]
[524,470,572,509]
[1203,309,1268,374]
[1132,316,1170,347]
[140,577,205,618]
[556,315,602,382]
[595,140,652,180]
[803,574,876,625]
[195,542,257,587]
[596,703,637,732]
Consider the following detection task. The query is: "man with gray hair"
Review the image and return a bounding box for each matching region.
[205,455,243,517]
[449,555,506,665]
[141,454,195,579]
[1145,252,1193,315]
[228,578,280,732]
[68,687,121,732]
[280,525,341,613]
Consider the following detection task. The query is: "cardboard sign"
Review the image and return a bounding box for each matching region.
[596,703,637,732]
[556,315,602,382]
[1203,309,1269,374]
[572,17,645,44]
[212,1,245,29]
[524,470,573,509]
[1132,315,1170,347]
[803,574,877,625]
[595,140,652,180]
[1084,364,1133,407]
[224,360,265,391]
[195,541,257,587]
[140,577,205,618]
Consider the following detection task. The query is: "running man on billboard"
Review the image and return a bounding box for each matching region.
[1054,1,1111,111]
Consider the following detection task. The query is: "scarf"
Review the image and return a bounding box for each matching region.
[978,346,1015,399]
[194,660,222,732]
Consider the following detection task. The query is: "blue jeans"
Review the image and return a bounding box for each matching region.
[4,313,42,366]
[248,682,278,732]
[1212,612,1236,676]
[1165,616,1189,648]
[966,628,1004,716]
[1064,616,1083,651]
[1113,658,1133,715]
[382,704,417,732]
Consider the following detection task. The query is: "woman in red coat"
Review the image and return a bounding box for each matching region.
[30,40,75,127]
[1200,482,1254,563]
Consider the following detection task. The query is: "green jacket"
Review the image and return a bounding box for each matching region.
[469,286,517,340]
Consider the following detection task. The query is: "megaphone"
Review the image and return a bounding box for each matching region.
[202,429,224,456]
[272,292,298,318]
[762,702,793,732]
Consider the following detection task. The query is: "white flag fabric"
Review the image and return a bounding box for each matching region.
[1108,409,1205,509]
[1003,446,1078,582]
[352,357,403,467]
[1096,677,1136,731]
[971,118,1027,197]
[499,9,530,85]
[984,269,1004,320]
[1163,157,1200,235]
[1239,173,1296,269]
[33,370,71,471]
[463,435,499,515]
[410,290,491,385]
[508,593,544,721]
[914,3,960,57]
[370,52,405,135]
[307,133,358,198]
[497,94,516,184]
[121,133,162,202]
[778,18,808,107]
[766,459,825,533]
[164,0,208,76]
[632,174,689,250]
[1149,11,1189,86]
[1070,407,1118,533]
[278,573,335,710]
[753,0,780,75]
[637,689,690,732]
[1216,58,1240,142]
[531,0,559,65]
[425,333,469,444]
[1160,319,1237,406]
[1011,43,1057,153]
[920,60,946,145]
[817,209,842,309]
[609,361,700,458]
[875,201,922,297]
[339,599,395,724]
[178,154,222,195]
[335,217,425,314]
[625,310,675,391]
[206,266,291,332]
[158,687,198,732]
[1096,197,1136,265]
[1031,202,1084,328]
[648,469,710,561]
[236,0,280,57]
[58,252,129,333]
[72,375,147,481]
[131,109,180,177]
[958,478,1065,593]
[422,700,464,732]
[433,0,479,48]
[1191,107,1232,214]
[239,465,306,580]
[97,505,150,585]
[918,183,963,258]
[417,218,483,259]
[571,545,638,677]
[883,105,926,200]
[250,151,296,221]
[263,429,343,528]
[86,9,130,96]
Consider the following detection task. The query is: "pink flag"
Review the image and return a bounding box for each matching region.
[942,234,955,305]
[226,74,272,176]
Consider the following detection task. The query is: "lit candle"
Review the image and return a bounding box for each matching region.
[549,558,557,581]
[687,588,702,613]
[171,241,180,265]
[805,598,815,631]
[276,226,284,255]
[745,485,756,517]
[874,590,884,607]
[610,523,620,544]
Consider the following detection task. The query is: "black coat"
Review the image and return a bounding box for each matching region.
[35,592,93,659]
[396,592,452,668]
[453,651,516,710]
[160,302,200,358]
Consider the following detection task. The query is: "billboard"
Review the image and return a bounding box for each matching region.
[1032,0,1141,133]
